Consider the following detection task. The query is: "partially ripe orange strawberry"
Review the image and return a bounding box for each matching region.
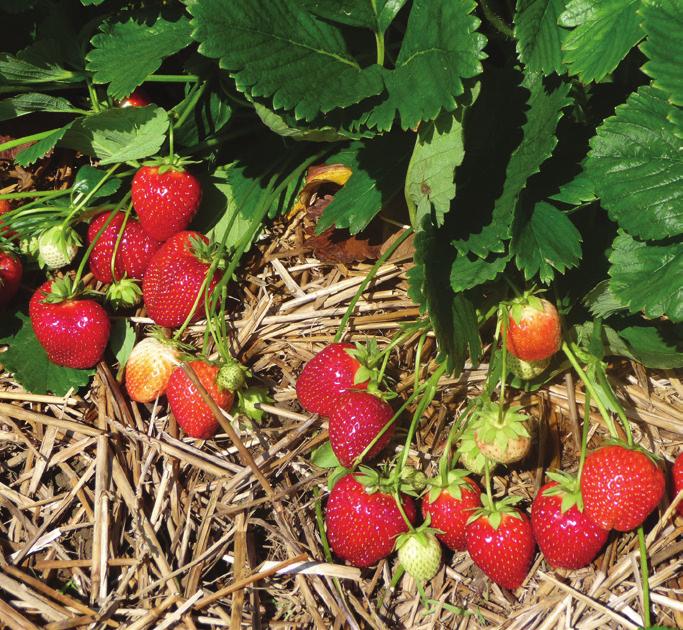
[125,337,180,403]
[505,296,561,362]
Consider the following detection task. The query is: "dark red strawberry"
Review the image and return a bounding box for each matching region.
[328,392,393,467]
[29,279,110,368]
[0,249,22,306]
[296,343,368,416]
[119,88,151,108]
[0,199,17,240]
[505,296,561,361]
[421,471,481,552]
[326,472,416,568]
[87,211,161,283]
[673,452,683,517]
[580,444,665,531]
[142,231,221,328]
[132,165,201,241]
[166,360,234,439]
[465,497,535,589]
[531,477,609,569]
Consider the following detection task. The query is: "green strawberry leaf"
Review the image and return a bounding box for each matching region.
[72,165,122,200]
[300,0,408,33]
[514,0,569,75]
[0,312,94,396]
[0,40,84,85]
[109,318,135,369]
[311,441,341,469]
[0,93,79,122]
[15,124,72,167]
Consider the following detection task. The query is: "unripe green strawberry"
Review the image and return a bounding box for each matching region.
[508,355,549,380]
[217,359,250,391]
[472,401,532,465]
[106,278,142,309]
[37,225,80,269]
[397,529,442,582]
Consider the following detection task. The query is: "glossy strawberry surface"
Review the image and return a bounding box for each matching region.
[87,211,161,283]
[580,445,665,531]
[326,474,416,568]
[132,166,201,241]
[166,360,233,439]
[506,298,561,361]
[125,337,180,403]
[119,89,151,107]
[0,250,22,306]
[531,482,609,569]
[296,343,367,416]
[328,392,393,467]
[29,281,110,368]
[142,231,221,328]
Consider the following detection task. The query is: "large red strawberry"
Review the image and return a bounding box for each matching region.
[296,343,368,416]
[531,476,609,569]
[326,472,416,568]
[580,444,665,531]
[132,165,201,241]
[328,392,393,467]
[0,249,22,306]
[465,497,535,589]
[505,296,561,361]
[125,336,180,403]
[87,212,161,283]
[142,231,221,328]
[166,360,234,439]
[421,470,481,552]
[674,452,683,517]
[29,279,110,368]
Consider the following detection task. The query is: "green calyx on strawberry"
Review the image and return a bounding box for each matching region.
[467,493,523,530]
[236,386,272,424]
[345,339,394,399]
[37,225,81,269]
[471,401,532,465]
[425,468,474,504]
[217,358,251,392]
[38,276,98,304]
[542,470,584,513]
[396,521,443,582]
[140,154,199,174]
[457,427,496,475]
[105,278,142,309]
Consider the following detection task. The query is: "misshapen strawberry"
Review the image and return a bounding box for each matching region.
[29,279,110,368]
[87,211,161,283]
[125,336,180,403]
[531,476,609,569]
[0,249,22,306]
[674,452,683,517]
[142,231,221,328]
[421,470,481,552]
[166,360,234,439]
[296,343,368,416]
[326,472,416,568]
[132,165,201,241]
[505,296,561,362]
[580,444,664,531]
[328,391,393,467]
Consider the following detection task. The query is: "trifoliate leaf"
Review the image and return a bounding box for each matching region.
[15,124,72,167]
[608,232,683,322]
[511,201,582,284]
[0,312,94,395]
[587,86,683,241]
[86,15,193,100]
[405,111,464,229]
[560,0,643,83]
[61,105,169,165]
[514,0,569,75]
[300,0,408,33]
[640,0,683,106]
[188,0,384,121]
[0,93,78,122]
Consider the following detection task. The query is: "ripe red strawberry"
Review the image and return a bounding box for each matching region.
[326,472,416,568]
[328,392,393,467]
[119,88,151,107]
[465,497,535,590]
[531,477,609,569]
[87,212,161,283]
[132,165,201,241]
[125,337,180,403]
[142,231,221,328]
[0,249,22,306]
[421,471,481,552]
[29,279,110,368]
[296,343,368,416]
[580,444,665,531]
[166,360,234,439]
[505,296,561,361]
[673,452,683,516]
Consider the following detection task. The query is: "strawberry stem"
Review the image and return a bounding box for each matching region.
[110,203,133,282]
[637,526,652,627]
[497,307,509,424]
[577,389,591,484]
[393,491,414,531]
[484,459,494,504]
[64,163,120,228]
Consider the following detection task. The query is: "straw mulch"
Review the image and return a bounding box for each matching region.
[0,209,682,629]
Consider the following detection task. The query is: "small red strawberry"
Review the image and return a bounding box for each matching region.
[326,471,416,568]
[673,452,683,517]
[465,496,535,590]
[142,231,221,328]
[0,249,22,307]
[580,444,665,531]
[29,279,110,368]
[166,359,234,439]
[505,296,561,362]
[296,343,369,416]
[328,392,393,467]
[119,88,151,108]
[421,470,481,552]
[87,211,161,283]
[531,475,609,569]
[125,336,180,403]
[132,165,202,241]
